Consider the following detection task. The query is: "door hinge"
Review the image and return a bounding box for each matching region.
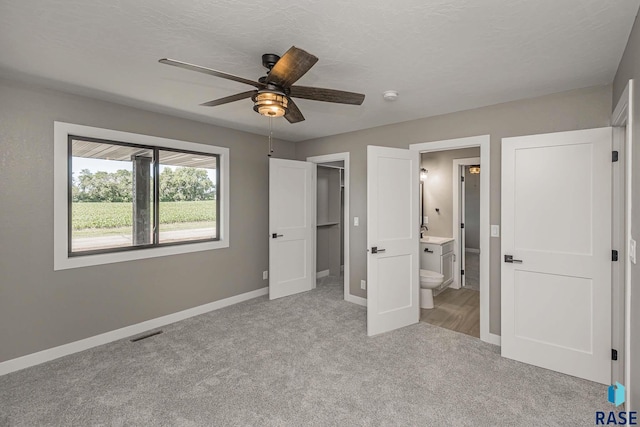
[461,223,465,229]
[612,250,619,262]
[612,349,618,361]
[612,151,619,162]
[461,269,465,275]
[461,176,465,182]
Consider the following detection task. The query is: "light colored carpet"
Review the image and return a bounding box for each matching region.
[0,278,607,426]
[464,250,479,291]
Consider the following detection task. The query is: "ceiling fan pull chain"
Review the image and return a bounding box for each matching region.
[268,116,274,157]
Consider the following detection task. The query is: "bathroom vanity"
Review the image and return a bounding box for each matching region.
[420,236,455,288]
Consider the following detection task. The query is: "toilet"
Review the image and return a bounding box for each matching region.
[419,269,444,309]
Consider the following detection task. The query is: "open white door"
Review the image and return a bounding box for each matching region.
[269,158,315,300]
[460,167,466,288]
[367,146,420,336]
[501,127,612,384]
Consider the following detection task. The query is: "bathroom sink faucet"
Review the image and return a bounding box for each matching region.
[420,225,428,237]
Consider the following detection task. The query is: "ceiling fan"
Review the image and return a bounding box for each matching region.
[159,46,365,124]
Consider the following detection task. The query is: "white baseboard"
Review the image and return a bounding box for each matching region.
[0,287,268,376]
[486,333,501,346]
[465,248,480,254]
[316,269,330,278]
[345,294,367,307]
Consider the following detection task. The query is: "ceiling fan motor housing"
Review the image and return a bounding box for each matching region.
[262,53,281,70]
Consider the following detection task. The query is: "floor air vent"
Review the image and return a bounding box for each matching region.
[130,330,163,342]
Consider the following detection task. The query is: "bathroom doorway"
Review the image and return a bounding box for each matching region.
[419,149,481,338]
[410,135,493,344]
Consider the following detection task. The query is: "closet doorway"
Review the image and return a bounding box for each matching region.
[307,153,351,302]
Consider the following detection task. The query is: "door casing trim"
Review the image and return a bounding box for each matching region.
[612,79,633,410]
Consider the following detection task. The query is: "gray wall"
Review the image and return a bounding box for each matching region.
[295,84,612,335]
[0,78,295,362]
[464,166,481,250]
[613,12,640,412]
[420,148,480,239]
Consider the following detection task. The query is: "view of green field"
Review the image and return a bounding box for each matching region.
[72,201,216,237]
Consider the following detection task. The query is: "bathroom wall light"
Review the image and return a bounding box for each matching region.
[420,168,428,180]
[469,165,480,174]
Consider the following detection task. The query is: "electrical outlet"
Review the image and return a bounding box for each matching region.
[263,271,268,280]
[360,280,366,290]
[491,225,500,237]
[424,216,428,224]
[354,217,359,226]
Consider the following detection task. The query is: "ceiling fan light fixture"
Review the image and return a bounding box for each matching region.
[253,91,288,118]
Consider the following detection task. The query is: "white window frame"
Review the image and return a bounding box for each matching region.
[54,122,230,270]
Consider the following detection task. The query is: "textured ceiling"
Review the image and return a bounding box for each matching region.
[0,0,638,142]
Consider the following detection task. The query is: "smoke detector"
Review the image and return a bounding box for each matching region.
[383,90,399,101]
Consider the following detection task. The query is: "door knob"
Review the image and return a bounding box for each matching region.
[371,246,386,254]
[272,233,283,239]
[504,255,523,263]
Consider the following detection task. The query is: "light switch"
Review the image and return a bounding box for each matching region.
[354,217,359,227]
[424,216,429,224]
[491,225,500,237]
[630,238,637,264]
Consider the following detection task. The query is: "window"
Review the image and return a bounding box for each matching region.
[55,122,229,270]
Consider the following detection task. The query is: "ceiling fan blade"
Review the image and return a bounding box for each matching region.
[284,98,305,123]
[200,90,257,107]
[159,58,264,89]
[266,46,318,88]
[289,85,365,105]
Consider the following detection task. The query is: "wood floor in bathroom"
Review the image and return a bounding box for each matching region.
[420,288,480,338]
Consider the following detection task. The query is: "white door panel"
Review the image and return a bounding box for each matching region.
[367,146,420,336]
[513,143,594,254]
[501,127,612,384]
[514,271,593,352]
[269,158,315,300]
[461,169,466,287]
[377,255,413,313]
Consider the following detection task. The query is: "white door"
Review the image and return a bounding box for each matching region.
[501,127,612,384]
[367,146,420,336]
[269,158,315,300]
[461,167,466,287]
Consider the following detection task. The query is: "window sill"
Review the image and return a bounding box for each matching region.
[54,239,229,270]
